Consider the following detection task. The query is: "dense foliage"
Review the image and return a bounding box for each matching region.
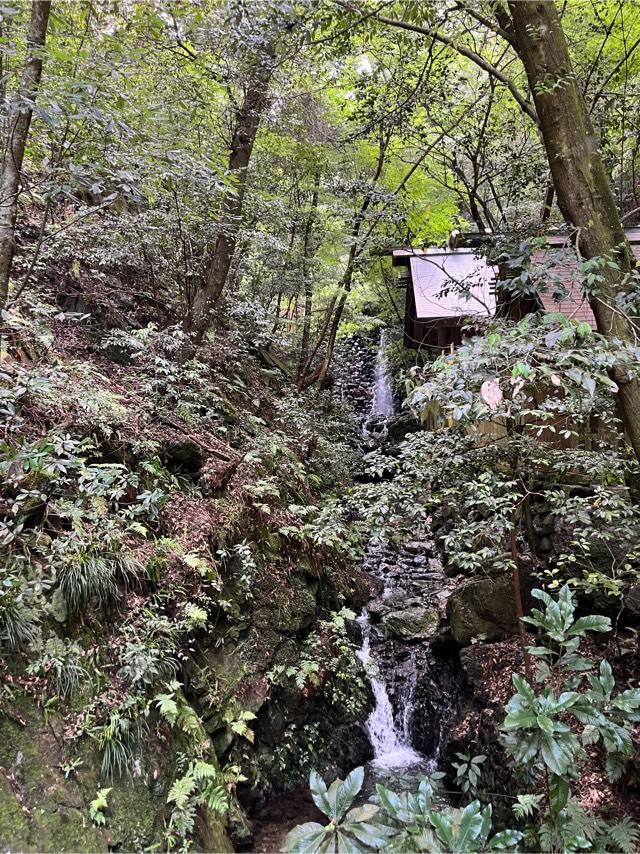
[2,0,640,851]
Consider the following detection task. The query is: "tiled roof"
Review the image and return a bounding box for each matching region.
[402,236,640,326]
[531,242,640,328]
[409,250,497,320]
[531,250,597,327]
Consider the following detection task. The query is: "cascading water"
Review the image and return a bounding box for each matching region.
[370,329,394,418]
[357,612,422,769]
[358,330,424,769]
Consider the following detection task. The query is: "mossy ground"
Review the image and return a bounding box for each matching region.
[1,279,372,851]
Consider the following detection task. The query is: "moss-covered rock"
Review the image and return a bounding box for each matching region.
[447,573,521,646]
[383,605,440,640]
[0,693,231,853]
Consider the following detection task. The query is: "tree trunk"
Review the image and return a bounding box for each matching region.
[299,131,389,389]
[299,268,352,390]
[297,171,320,380]
[509,0,640,461]
[0,1,51,310]
[187,46,274,336]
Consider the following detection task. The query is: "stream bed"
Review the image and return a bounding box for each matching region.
[249,331,465,850]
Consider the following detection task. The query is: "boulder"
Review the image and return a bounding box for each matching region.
[447,572,521,646]
[624,583,640,619]
[383,605,440,640]
[386,412,421,442]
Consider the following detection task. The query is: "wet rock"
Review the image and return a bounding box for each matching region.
[447,572,523,646]
[404,541,426,554]
[625,583,640,618]
[383,606,440,641]
[386,412,421,442]
[367,599,386,621]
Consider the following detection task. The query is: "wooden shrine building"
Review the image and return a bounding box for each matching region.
[394,229,640,350]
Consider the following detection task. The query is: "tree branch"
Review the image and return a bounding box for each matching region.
[589,33,640,111]
[333,0,538,124]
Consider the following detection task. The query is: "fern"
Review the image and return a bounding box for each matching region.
[155,692,179,724]
[167,775,196,811]
[605,752,626,782]
[202,782,228,816]
[191,760,217,781]
[605,817,640,853]
[512,794,542,820]
[177,704,202,739]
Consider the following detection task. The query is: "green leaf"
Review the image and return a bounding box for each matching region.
[335,767,364,821]
[489,829,525,850]
[346,804,379,823]
[284,822,330,853]
[536,714,554,735]
[336,829,367,853]
[549,775,570,815]
[613,689,640,713]
[343,821,395,847]
[376,784,402,820]
[570,615,611,635]
[309,770,332,817]
[540,734,574,776]
[429,810,455,848]
[503,709,537,730]
[561,654,594,672]
[455,802,484,851]
[528,645,553,658]
[599,660,614,695]
[512,674,536,703]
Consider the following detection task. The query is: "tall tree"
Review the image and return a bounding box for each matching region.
[0,0,51,310]
[187,42,275,336]
[507,0,640,461]
[297,168,321,380]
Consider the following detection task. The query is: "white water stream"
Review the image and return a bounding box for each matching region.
[357,330,423,770]
[370,329,394,418]
[357,614,422,769]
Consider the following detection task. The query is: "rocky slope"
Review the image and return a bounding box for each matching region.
[0,275,375,850]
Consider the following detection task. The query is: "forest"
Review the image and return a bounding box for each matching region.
[1,0,640,852]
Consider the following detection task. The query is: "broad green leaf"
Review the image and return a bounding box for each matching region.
[549,775,570,815]
[512,674,536,703]
[376,784,402,820]
[335,766,364,820]
[555,691,581,711]
[455,802,484,851]
[309,770,332,817]
[346,804,379,823]
[326,779,342,820]
[429,810,455,848]
[599,660,615,695]
[540,734,574,776]
[336,828,367,853]
[527,645,553,657]
[570,615,611,635]
[284,822,328,853]
[343,821,395,847]
[560,654,594,672]
[503,709,537,730]
[489,829,525,850]
[613,689,640,713]
[536,714,554,735]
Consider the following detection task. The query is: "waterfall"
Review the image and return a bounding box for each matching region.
[370,329,394,418]
[357,331,426,770]
[357,613,422,770]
